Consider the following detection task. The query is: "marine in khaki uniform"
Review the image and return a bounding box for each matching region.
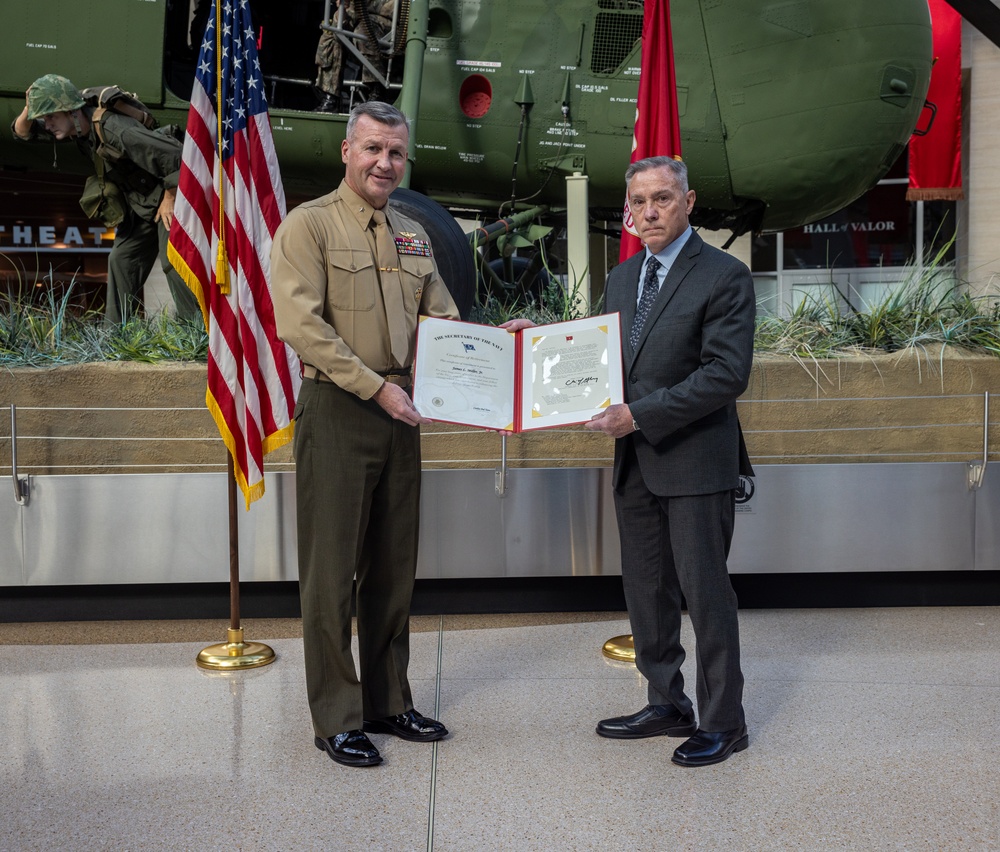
[271,101,458,768]
[11,74,201,324]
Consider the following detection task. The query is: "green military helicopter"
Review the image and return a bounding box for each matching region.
[0,0,932,315]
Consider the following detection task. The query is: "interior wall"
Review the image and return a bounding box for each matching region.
[964,21,1000,295]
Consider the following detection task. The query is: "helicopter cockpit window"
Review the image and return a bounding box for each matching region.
[591,8,643,76]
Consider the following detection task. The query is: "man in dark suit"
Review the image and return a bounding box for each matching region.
[587,155,755,767]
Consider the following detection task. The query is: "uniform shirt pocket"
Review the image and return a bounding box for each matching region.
[327,248,376,311]
[399,254,436,315]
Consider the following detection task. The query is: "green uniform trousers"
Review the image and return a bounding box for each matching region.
[106,208,201,324]
[293,377,420,737]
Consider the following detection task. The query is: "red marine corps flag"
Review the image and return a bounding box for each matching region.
[168,0,300,508]
[620,0,684,262]
[907,0,963,201]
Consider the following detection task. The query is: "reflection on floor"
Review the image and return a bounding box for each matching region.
[2,608,998,850]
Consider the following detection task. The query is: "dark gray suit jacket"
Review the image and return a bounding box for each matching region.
[607,230,755,497]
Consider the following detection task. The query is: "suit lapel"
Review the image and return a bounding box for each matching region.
[630,232,702,360]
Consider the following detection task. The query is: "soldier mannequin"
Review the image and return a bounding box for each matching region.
[11,74,201,324]
[314,0,394,112]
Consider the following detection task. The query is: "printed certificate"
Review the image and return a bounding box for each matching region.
[413,314,624,431]
[412,319,516,431]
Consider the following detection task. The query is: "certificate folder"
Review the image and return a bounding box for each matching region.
[413,313,624,432]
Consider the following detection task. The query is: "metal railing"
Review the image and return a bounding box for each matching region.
[3,392,996,504]
[9,405,27,506]
[3,393,997,583]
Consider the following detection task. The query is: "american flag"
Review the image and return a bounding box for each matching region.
[168,0,300,508]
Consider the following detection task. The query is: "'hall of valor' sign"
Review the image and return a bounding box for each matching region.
[802,220,897,234]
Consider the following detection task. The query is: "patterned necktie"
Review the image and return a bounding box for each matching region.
[629,256,662,349]
[371,209,409,365]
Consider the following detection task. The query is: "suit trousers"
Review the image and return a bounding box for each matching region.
[614,440,745,731]
[293,378,419,738]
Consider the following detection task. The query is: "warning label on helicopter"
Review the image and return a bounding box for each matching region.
[459,152,485,164]
[539,140,586,150]
[456,60,501,73]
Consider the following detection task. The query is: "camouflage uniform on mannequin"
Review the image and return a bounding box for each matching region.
[314,16,348,113]
[11,74,201,324]
[353,0,394,86]
[314,0,394,112]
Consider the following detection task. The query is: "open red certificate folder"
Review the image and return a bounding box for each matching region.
[412,313,624,432]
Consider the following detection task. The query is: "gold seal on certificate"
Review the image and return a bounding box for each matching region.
[413,314,624,431]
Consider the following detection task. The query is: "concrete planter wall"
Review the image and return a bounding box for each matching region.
[1,348,997,475]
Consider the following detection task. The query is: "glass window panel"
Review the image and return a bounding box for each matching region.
[750,233,777,273]
[782,184,913,269]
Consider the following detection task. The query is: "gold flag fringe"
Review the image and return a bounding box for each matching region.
[906,187,965,202]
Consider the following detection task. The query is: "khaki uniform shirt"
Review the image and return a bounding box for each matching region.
[271,180,460,399]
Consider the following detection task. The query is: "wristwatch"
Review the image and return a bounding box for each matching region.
[632,418,640,433]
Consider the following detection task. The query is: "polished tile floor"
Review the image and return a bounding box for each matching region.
[1,607,999,851]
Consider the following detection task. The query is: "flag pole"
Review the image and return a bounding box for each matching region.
[196,455,276,669]
[604,0,682,665]
[171,0,297,668]
[193,0,276,670]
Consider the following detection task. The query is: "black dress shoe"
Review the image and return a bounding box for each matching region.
[671,725,749,767]
[314,730,383,767]
[596,704,697,739]
[363,709,448,742]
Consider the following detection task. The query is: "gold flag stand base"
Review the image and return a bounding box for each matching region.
[196,627,276,671]
[602,634,636,663]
